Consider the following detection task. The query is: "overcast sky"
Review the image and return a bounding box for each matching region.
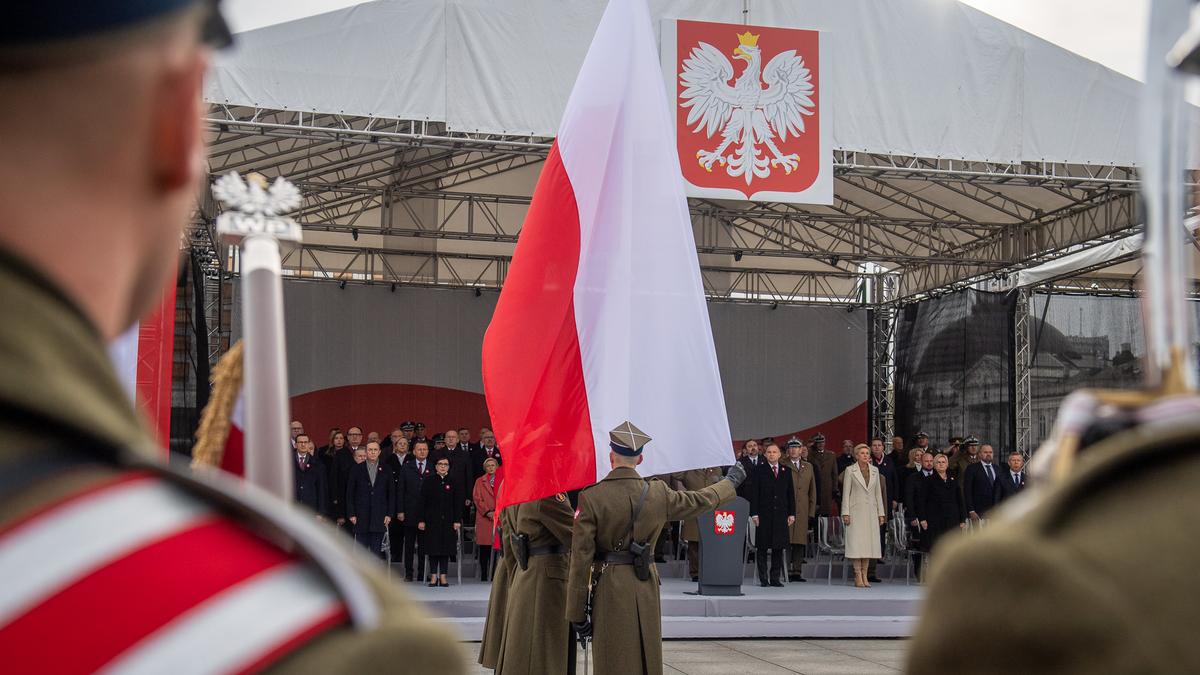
[224,0,1152,81]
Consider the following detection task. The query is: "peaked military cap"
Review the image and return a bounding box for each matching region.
[810,432,826,442]
[609,421,651,456]
[915,431,929,439]
[786,437,803,448]
[400,421,415,431]
[964,435,980,446]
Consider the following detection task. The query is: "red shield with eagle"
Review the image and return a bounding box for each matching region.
[663,19,831,204]
[714,510,736,536]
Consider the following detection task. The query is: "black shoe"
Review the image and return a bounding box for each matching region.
[404,576,414,583]
[795,576,807,582]
[868,576,882,583]
[759,581,770,587]
[691,576,699,582]
[427,581,437,587]
[769,580,784,587]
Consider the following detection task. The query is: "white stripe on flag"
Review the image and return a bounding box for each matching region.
[0,480,209,626]
[100,563,342,675]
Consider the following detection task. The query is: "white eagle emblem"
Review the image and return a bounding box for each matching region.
[714,510,736,535]
[212,171,303,244]
[679,31,815,185]
[213,171,302,217]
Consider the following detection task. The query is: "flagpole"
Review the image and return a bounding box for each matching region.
[215,172,303,502]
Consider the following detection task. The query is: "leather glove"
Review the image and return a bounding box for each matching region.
[572,619,593,640]
[725,462,748,488]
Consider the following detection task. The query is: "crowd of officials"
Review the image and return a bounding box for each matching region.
[289,418,1028,588]
[289,420,503,587]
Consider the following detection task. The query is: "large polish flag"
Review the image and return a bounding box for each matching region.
[482,0,733,510]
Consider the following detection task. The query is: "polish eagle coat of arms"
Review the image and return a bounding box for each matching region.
[679,30,815,185]
[714,510,736,535]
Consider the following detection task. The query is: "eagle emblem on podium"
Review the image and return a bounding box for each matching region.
[714,510,736,535]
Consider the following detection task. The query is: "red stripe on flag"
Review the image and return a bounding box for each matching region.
[136,284,177,453]
[222,422,245,477]
[0,519,293,673]
[482,144,595,510]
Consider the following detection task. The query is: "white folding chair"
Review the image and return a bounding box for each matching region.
[816,516,848,585]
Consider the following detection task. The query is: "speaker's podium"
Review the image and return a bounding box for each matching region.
[694,496,749,596]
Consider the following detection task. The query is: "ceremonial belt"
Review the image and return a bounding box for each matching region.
[529,544,566,556]
[597,551,637,564]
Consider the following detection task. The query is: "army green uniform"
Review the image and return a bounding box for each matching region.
[0,253,466,673]
[809,449,838,515]
[566,467,736,675]
[479,507,516,669]
[908,420,1200,674]
[495,494,576,674]
[669,467,726,578]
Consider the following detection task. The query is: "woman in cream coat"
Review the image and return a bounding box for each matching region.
[841,443,886,588]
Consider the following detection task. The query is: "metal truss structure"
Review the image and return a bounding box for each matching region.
[868,274,898,442]
[1014,288,1033,456]
[200,107,1158,309]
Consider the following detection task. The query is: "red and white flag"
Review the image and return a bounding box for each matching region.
[482,0,733,510]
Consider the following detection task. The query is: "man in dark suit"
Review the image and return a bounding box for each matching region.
[750,441,796,586]
[992,450,1027,507]
[963,444,1000,523]
[346,442,395,559]
[399,440,435,581]
[443,429,474,521]
[905,452,935,578]
[292,434,328,518]
[737,439,762,500]
[470,429,503,481]
[868,438,896,583]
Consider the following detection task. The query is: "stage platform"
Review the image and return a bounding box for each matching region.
[406,572,923,641]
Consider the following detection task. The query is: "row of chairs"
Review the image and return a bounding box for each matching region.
[811,507,925,585]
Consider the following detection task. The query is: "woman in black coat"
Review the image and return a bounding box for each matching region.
[418,457,462,587]
[919,454,966,555]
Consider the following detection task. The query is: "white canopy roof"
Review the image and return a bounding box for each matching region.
[206,0,1172,167]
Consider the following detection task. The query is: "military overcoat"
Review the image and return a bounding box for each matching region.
[478,507,516,669]
[566,467,735,675]
[785,459,817,545]
[495,495,575,674]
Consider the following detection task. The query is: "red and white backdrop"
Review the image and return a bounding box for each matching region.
[263,280,865,452]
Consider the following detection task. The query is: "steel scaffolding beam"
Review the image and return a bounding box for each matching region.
[1014,288,1032,456]
[869,274,899,441]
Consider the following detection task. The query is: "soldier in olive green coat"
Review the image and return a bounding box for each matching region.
[479,507,516,669]
[0,4,464,672]
[907,417,1200,674]
[495,494,576,674]
[566,422,747,675]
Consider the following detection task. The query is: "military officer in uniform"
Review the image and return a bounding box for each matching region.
[784,438,816,582]
[808,432,838,516]
[0,3,463,672]
[669,466,726,581]
[495,493,576,674]
[566,422,746,675]
[479,507,516,670]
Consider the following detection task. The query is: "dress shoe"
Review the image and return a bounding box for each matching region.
[759,581,770,587]
[404,576,414,583]
[691,576,699,582]
[868,575,882,583]
[769,580,784,587]
[427,581,437,587]
[793,576,807,582]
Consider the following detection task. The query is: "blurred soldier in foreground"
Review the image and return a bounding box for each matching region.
[909,2,1200,672]
[566,422,746,675]
[0,2,463,671]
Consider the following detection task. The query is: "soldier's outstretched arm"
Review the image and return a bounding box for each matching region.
[565,491,597,623]
[538,495,576,547]
[665,479,736,522]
